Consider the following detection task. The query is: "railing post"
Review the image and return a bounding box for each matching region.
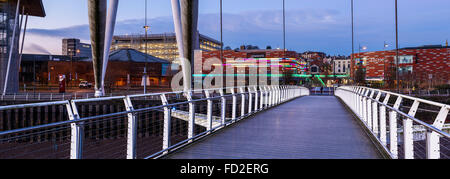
[264,86,269,107]
[231,88,237,121]
[361,89,367,123]
[404,100,420,159]
[160,94,171,155]
[205,90,213,130]
[124,96,137,159]
[68,101,83,159]
[355,88,360,116]
[219,89,227,124]
[276,86,281,104]
[426,130,440,159]
[247,87,253,114]
[185,91,195,141]
[389,96,402,159]
[380,94,390,146]
[372,91,381,135]
[427,106,449,159]
[366,92,372,129]
[253,86,259,111]
[239,87,246,118]
[259,86,264,109]
[268,86,273,107]
[357,88,362,117]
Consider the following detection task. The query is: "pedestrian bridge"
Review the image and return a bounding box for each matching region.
[0,86,448,159]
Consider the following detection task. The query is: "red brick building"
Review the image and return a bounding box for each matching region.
[194,49,305,85]
[352,45,449,88]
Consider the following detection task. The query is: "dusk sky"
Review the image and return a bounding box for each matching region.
[24,0,450,56]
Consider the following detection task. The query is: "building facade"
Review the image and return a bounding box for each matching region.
[333,58,351,75]
[194,49,307,86]
[352,45,450,88]
[0,0,45,94]
[20,49,172,89]
[62,38,92,58]
[111,33,221,62]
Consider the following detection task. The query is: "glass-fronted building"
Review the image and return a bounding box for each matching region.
[111,33,221,62]
[0,0,45,94]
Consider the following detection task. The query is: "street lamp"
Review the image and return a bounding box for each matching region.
[395,0,400,93]
[143,0,149,94]
[351,0,354,85]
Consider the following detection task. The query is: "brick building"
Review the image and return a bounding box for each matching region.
[194,49,306,86]
[20,49,172,89]
[352,45,449,88]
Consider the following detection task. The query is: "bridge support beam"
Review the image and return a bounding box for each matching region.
[87,0,107,97]
[101,0,119,96]
[178,0,199,91]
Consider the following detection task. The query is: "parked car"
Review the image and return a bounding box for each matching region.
[79,81,93,88]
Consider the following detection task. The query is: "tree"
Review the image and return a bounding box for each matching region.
[354,67,366,85]
[266,46,272,50]
[224,46,232,50]
[282,69,294,85]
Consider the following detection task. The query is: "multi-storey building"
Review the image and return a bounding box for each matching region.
[333,57,351,75]
[111,33,221,62]
[62,38,92,58]
[352,45,450,88]
[193,49,306,86]
[0,0,45,94]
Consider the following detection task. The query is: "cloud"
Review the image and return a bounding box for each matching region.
[24,8,346,55]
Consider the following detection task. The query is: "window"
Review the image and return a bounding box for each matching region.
[311,65,319,73]
[395,55,414,64]
[355,58,366,65]
[399,66,413,74]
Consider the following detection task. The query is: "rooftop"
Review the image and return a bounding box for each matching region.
[113,33,222,45]
[10,0,46,17]
[109,48,170,63]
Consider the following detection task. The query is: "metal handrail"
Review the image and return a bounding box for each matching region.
[335,86,450,159]
[0,85,310,159]
[337,87,450,138]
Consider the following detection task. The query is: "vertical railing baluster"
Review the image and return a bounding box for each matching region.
[427,106,449,159]
[231,88,237,121]
[260,86,264,109]
[68,101,83,159]
[160,94,171,155]
[205,90,213,131]
[239,88,245,118]
[247,87,253,114]
[253,86,259,111]
[185,91,195,141]
[219,89,226,125]
[124,96,137,159]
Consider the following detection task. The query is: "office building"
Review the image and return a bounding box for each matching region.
[0,0,45,94]
[62,38,92,58]
[111,33,221,62]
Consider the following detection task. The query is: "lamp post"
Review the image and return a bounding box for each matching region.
[283,0,286,59]
[351,0,354,85]
[395,0,400,93]
[143,0,149,94]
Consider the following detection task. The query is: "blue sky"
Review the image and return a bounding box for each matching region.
[24,0,450,56]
